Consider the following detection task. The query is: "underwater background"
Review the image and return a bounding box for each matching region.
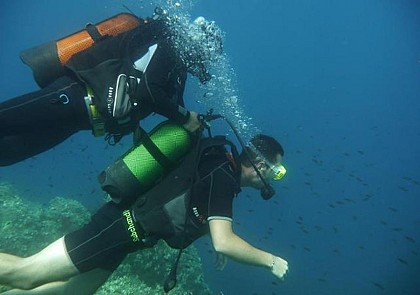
[1,0,420,294]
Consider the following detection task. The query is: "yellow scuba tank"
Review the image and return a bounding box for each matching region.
[98,121,193,205]
[20,13,143,88]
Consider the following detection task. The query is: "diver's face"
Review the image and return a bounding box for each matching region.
[259,154,283,185]
[246,154,283,189]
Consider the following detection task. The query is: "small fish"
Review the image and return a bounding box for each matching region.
[372,281,385,291]
[397,258,408,265]
[405,236,416,243]
[398,186,408,192]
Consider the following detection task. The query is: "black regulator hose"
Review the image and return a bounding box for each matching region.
[198,110,276,200]
[218,115,276,200]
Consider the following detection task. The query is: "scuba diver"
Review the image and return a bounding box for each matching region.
[0,9,223,166]
[0,114,289,294]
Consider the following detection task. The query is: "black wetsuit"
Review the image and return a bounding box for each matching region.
[64,151,240,272]
[0,21,190,166]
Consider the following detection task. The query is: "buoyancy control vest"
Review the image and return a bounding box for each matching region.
[131,135,241,249]
[20,13,143,88]
[20,13,181,139]
[64,18,168,128]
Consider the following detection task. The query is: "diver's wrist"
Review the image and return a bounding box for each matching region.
[268,254,276,270]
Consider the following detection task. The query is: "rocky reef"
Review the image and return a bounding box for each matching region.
[0,183,212,294]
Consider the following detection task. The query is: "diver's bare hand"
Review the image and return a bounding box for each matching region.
[270,255,289,280]
[183,111,201,133]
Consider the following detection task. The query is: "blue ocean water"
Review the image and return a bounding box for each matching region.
[1,1,420,295]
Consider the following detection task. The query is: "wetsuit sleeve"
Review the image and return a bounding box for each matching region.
[137,42,190,124]
[206,164,238,221]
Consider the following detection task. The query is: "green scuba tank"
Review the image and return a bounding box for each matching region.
[98,121,193,205]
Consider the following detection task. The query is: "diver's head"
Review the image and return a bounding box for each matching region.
[184,16,224,83]
[158,7,224,84]
[240,134,286,199]
[192,16,223,56]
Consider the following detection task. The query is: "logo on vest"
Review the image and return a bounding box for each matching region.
[123,210,140,243]
[107,86,114,115]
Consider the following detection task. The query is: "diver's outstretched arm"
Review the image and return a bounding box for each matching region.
[209,219,289,280]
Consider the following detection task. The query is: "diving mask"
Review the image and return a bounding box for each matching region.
[267,163,287,181]
[249,143,286,181]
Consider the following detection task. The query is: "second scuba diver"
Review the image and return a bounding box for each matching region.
[0,9,223,166]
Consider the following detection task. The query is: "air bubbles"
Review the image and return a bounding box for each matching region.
[154,0,260,141]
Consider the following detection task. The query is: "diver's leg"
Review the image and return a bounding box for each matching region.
[0,76,90,166]
[1,268,112,295]
[0,237,79,290]
[0,128,76,166]
[0,202,141,292]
